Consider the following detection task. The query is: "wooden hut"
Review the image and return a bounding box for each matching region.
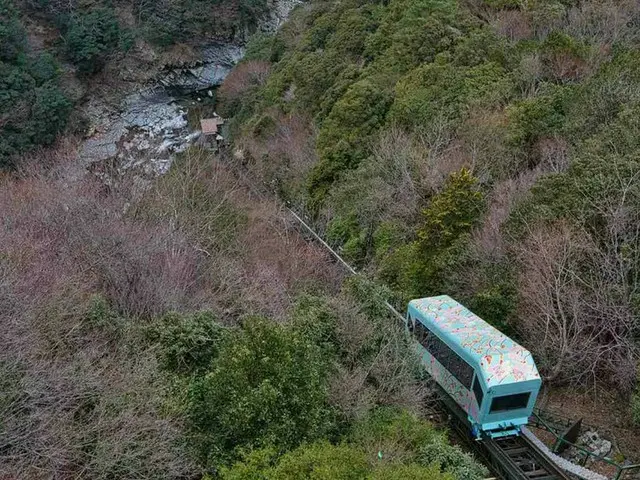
[200,117,225,148]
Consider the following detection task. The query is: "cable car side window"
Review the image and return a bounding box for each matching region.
[472,376,484,407]
[413,321,428,346]
[489,392,530,412]
[413,321,473,388]
[448,352,473,388]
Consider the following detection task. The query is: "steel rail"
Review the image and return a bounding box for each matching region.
[482,434,572,480]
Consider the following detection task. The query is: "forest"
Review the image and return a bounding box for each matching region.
[221,0,640,414]
[0,145,488,477]
[2,0,640,477]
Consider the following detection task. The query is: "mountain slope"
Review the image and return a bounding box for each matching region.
[223,0,640,404]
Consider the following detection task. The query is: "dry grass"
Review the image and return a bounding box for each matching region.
[0,143,343,477]
[0,172,196,478]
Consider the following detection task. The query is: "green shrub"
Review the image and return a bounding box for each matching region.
[153,311,226,375]
[380,168,484,297]
[260,442,370,480]
[309,79,392,206]
[292,279,404,365]
[468,282,516,334]
[82,295,129,338]
[363,0,459,74]
[418,441,487,480]
[349,407,443,453]
[632,380,640,426]
[291,295,340,355]
[453,28,512,68]
[417,168,484,260]
[0,2,71,168]
[506,88,566,150]
[528,0,566,31]
[220,440,456,480]
[373,221,407,261]
[482,0,520,8]
[390,61,511,132]
[220,409,473,479]
[562,50,640,141]
[64,7,128,74]
[326,213,369,264]
[375,16,455,74]
[0,1,26,63]
[244,32,285,63]
[138,0,269,46]
[316,64,362,124]
[510,110,640,238]
[27,52,60,84]
[373,463,454,480]
[350,407,487,479]
[31,83,72,143]
[284,50,351,114]
[325,5,382,58]
[185,317,336,468]
[541,31,587,59]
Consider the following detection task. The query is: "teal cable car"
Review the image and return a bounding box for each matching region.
[407,296,541,439]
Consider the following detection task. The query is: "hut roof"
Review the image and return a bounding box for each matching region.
[201,117,224,135]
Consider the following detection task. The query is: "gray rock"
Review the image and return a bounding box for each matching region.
[156,43,245,94]
[77,0,299,202]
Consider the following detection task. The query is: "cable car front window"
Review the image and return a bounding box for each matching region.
[489,392,530,412]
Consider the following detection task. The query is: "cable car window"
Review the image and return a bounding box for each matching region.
[448,352,474,388]
[413,322,429,346]
[489,392,530,412]
[426,332,451,368]
[413,321,473,388]
[472,376,484,407]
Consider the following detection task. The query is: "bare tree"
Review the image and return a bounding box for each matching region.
[515,218,638,392]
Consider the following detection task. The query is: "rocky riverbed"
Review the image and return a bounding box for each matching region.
[79,42,241,195]
[77,0,300,197]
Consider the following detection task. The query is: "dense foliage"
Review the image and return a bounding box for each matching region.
[28,0,268,47]
[145,276,488,475]
[223,0,640,405]
[1,147,487,477]
[137,0,269,46]
[62,6,130,74]
[0,0,71,167]
[220,408,487,479]
[185,316,336,468]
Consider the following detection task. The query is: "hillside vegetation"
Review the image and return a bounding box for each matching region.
[0,148,487,478]
[221,0,640,410]
[0,0,71,167]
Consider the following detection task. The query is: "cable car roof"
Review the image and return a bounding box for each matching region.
[408,296,540,387]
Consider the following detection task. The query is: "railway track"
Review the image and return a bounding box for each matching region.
[218,152,606,480]
[482,434,571,480]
